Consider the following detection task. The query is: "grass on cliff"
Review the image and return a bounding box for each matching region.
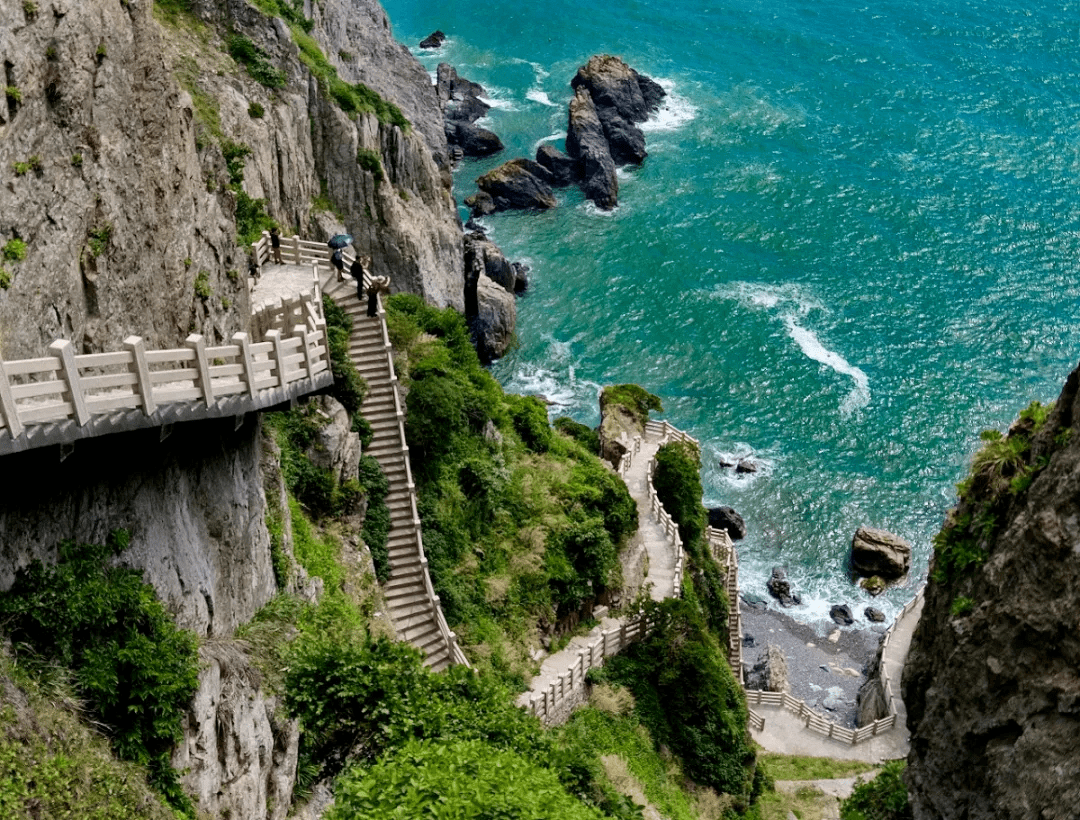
[385,294,638,687]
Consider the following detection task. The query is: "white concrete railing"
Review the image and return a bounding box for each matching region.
[0,327,329,452]
[251,283,326,341]
[616,433,641,479]
[706,526,744,683]
[524,613,656,720]
[877,586,925,718]
[645,455,686,599]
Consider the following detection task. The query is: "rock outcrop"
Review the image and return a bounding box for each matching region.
[745,644,790,693]
[436,64,503,158]
[464,231,517,362]
[566,86,619,210]
[474,158,557,212]
[766,566,800,608]
[708,506,747,540]
[902,366,1080,819]
[850,526,911,580]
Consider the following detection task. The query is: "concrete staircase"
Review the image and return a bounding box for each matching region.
[323,277,466,671]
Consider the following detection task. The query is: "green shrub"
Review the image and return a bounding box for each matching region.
[950,596,975,616]
[555,416,600,453]
[406,375,468,462]
[248,101,265,118]
[652,440,706,554]
[330,739,607,820]
[0,533,199,815]
[600,597,756,806]
[840,760,912,820]
[2,239,27,262]
[507,394,553,453]
[227,34,286,88]
[11,161,30,176]
[71,152,83,167]
[193,269,211,299]
[4,86,21,104]
[250,0,314,32]
[356,147,385,183]
[358,455,391,582]
[235,190,276,245]
[87,224,111,258]
[222,139,251,187]
[600,384,663,428]
[0,267,10,289]
[322,294,367,419]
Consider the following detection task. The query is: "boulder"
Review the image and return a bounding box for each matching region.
[745,644,790,693]
[419,30,446,49]
[708,506,747,540]
[464,191,496,216]
[766,566,801,608]
[512,262,530,294]
[305,396,361,491]
[535,144,578,187]
[736,458,758,474]
[471,274,516,363]
[436,64,485,105]
[464,232,516,294]
[850,526,911,580]
[445,95,491,123]
[566,87,618,209]
[570,54,665,125]
[830,604,855,626]
[476,159,558,212]
[864,607,886,623]
[445,121,504,157]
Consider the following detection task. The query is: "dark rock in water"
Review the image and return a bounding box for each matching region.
[736,458,758,474]
[445,120,503,157]
[597,104,647,165]
[850,526,911,580]
[436,63,485,105]
[741,592,769,611]
[471,274,516,363]
[445,95,491,123]
[570,54,665,125]
[464,191,496,217]
[476,158,558,212]
[419,30,446,49]
[767,567,801,608]
[708,506,747,540]
[860,575,887,596]
[830,604,855,626]
[742,634,756,647]
[512,262,529,294]
[535,144,578,187]
[717,455,737,469]
[566,87,618,209]
[448,145,464,164]
[464,232,516,294]
[464,218,486,234]
[865,607,886,623]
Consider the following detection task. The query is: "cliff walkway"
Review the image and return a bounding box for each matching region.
[251,232,468,671]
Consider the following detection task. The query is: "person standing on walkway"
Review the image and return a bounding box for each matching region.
[331,248,345,282]
[270,227,283,264]
[366,275,390,317]
[352,255,370,298]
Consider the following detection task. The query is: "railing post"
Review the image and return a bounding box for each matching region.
[293,325,314,379]
[186,334,215,407]
[266,329,288,388]
[48,340,89,426]
[291,234,301,264]
[233,332,258,399]
[0,360,23,438]
[124,336,156,416]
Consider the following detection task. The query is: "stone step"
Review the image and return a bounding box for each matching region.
[402,618,442,644]
[424,648,452,671]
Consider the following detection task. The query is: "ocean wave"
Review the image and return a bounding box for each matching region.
[784,317,871,416]
[500,359,601,413]
[478,93,518,111]
[532,132,565,152]
[526,89,560,107]
[641,79,698,133]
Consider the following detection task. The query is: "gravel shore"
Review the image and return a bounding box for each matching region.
[740,597,886,727]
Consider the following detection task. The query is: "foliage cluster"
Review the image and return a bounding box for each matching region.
[386,294,637,683]
[2,239,27,262]
[356,147,385,183]
[555,415,601,454]
[0,533,199,815]
[839,760,912,820]
[932,400,1060,589]
[600,384,663,428]
[87,223,111,258]
[322,294,368,420]
[594,596,759,809]
[0,649,175,820]
[249,0,314,32]
[193,269,211,299]
[227,34,286,88]
[358,455,391,582]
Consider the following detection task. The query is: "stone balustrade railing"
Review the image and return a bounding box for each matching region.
[251,284,326,340]
[645,455,685,599]
[0,326,331,456]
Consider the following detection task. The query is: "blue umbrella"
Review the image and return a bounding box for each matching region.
[328,234,353,249]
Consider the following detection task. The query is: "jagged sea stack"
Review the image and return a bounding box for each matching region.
[902,370,1080,818]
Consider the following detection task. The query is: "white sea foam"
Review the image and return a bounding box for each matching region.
[478,94,517,111]
[784,317,871,416]
[526,89,559,107]
[641,79,698,133]
[502,359,601,411]
[532,132,565,152]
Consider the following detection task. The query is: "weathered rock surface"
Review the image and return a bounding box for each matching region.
[535,144,578,187]
[174,642,298,820]
[464,231,517,294]
[471,274,516,363]
[446,120,504,157]
[766,566,801,608]
[307,396,362,488]
[903,364,1080,819]
[708,506,747,540]
[570,55,665,125]
[419,30,446,49]
[864,606,886,622]
[746,644,790,693]
[597,391,647,470]
[475,158,557,212]
[856,639,889,727]
[566,86,618,210]
[829,604,854,626]
[850,526,911,580]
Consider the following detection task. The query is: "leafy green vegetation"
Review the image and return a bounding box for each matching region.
[386,294,638,684]
[0,649,174,820]
[11,156,40,177]
[2,239,27,262]
[88,224,111,258]
[756,752,876,782]
[358,455,391,582]
[0,267,11,289]
[322,294,368,419]
[227,34,287,88]
[249,0,314,33]
[601,384,663,428]
[193,269,211,299]
[950,596,974,616]
[555,415,601,454]
[248,101,265,118]
[594,596,759,809]
[356,147,385,183]
[4,86,21,104]
[840,760,912,820]
[0,533,200,815]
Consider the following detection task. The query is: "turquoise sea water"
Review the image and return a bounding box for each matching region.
[382,0,1080,626]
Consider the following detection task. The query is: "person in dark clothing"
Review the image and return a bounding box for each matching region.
[270,227,283,264]
[366,275,390,317]
[248,254,260,283]
[331,248,345,282]
[351,255,370,300]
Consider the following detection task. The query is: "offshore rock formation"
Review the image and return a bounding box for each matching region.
[463,230,517,362]
[436,63,503,158]
[902,365,1080,819]
[850,526,911,580]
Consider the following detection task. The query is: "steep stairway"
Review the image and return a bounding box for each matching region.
[322,277,465,671]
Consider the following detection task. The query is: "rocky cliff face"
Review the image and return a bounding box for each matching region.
[902,367,1080,819]
[0,0,463,362]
